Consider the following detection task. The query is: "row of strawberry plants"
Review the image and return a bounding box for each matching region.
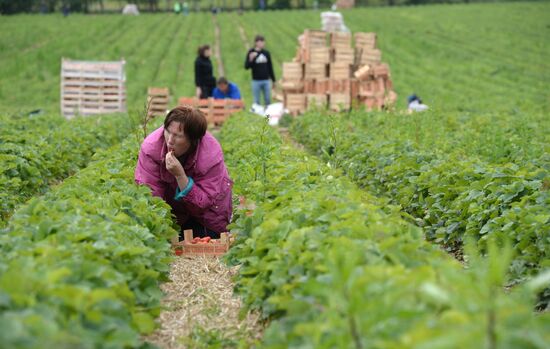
[219,113,549,347]
[342,109,549,166]
[290,112,549,287]
[0,113,135,223]
[0,134,177,348]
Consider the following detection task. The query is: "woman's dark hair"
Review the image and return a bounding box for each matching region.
[254,35,265,42]
[217,76,228,85]
[197,44,210,57]
[164,106,207,149]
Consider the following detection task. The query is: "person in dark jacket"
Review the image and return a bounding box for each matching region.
[195,45,216,99]
[244,35,275,106]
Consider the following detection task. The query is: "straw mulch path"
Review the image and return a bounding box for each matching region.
[145,256,263,348]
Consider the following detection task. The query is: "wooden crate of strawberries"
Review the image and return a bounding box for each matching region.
[172,230,234,257]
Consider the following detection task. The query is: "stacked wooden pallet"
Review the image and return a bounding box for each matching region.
[178,97,244,126]
[353,63,397,111]
[355,32,381,66]
[60,58,126,119]
[147,87,169,118]
[278,30,397,115]
[353,33,397,111]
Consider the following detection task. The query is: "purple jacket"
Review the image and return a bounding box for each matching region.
[135,126,233,233]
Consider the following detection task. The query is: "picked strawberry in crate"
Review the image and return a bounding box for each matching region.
[172,229,234,257]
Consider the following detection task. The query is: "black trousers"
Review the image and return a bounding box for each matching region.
[180,218,220,240]
[199,85,214,99]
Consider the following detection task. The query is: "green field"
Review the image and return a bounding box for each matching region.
[1,2,548,114]
[0,2,549,348]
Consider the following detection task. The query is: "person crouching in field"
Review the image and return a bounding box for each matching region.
[135,106,233,239]
[212,77,242,100]
[407,94,429,113]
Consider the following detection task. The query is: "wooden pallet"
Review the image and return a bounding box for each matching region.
[330,32,352,48]
[283,62,304,80]
[307,94,328,109]
[358,78,387,98]
[329,62,352,79]
[172,230,233,257]
[332,47,355,64]
[301,47,331,64]
[354,32,377,50]
[61,58,126,118]
[304,79,329,94]
[303,29,327,48]
[304,63,328,79]
[354,65,373,80]
[373,63,390,78]
[284,93,306,115]
[177,97,244,126]
[356,48,382,65]
[147,87,169,117]
[280,80,304,92]
[328,79,351,93]
[329,93,351,112]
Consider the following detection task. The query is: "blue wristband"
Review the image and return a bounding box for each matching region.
[174,177,194,201]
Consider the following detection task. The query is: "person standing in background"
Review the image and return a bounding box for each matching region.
[62,2,69,16]
[195,45,216,99]
[244,35,276,107]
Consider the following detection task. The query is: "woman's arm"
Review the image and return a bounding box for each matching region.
[175,160,228,215]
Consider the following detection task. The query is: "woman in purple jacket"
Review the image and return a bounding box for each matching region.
[135,106,233,239]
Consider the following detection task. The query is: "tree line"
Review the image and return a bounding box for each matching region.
[0,0,517,14]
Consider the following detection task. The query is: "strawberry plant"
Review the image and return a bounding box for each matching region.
[219,113,549,347]
[291,110,549,287]
[0,135,177,348]
[0,112,135,223]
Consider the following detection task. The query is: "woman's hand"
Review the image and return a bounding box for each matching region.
[195,86,202,98]
[166,151,189,190]
[165,151,185,178]
[249,51,258,62]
